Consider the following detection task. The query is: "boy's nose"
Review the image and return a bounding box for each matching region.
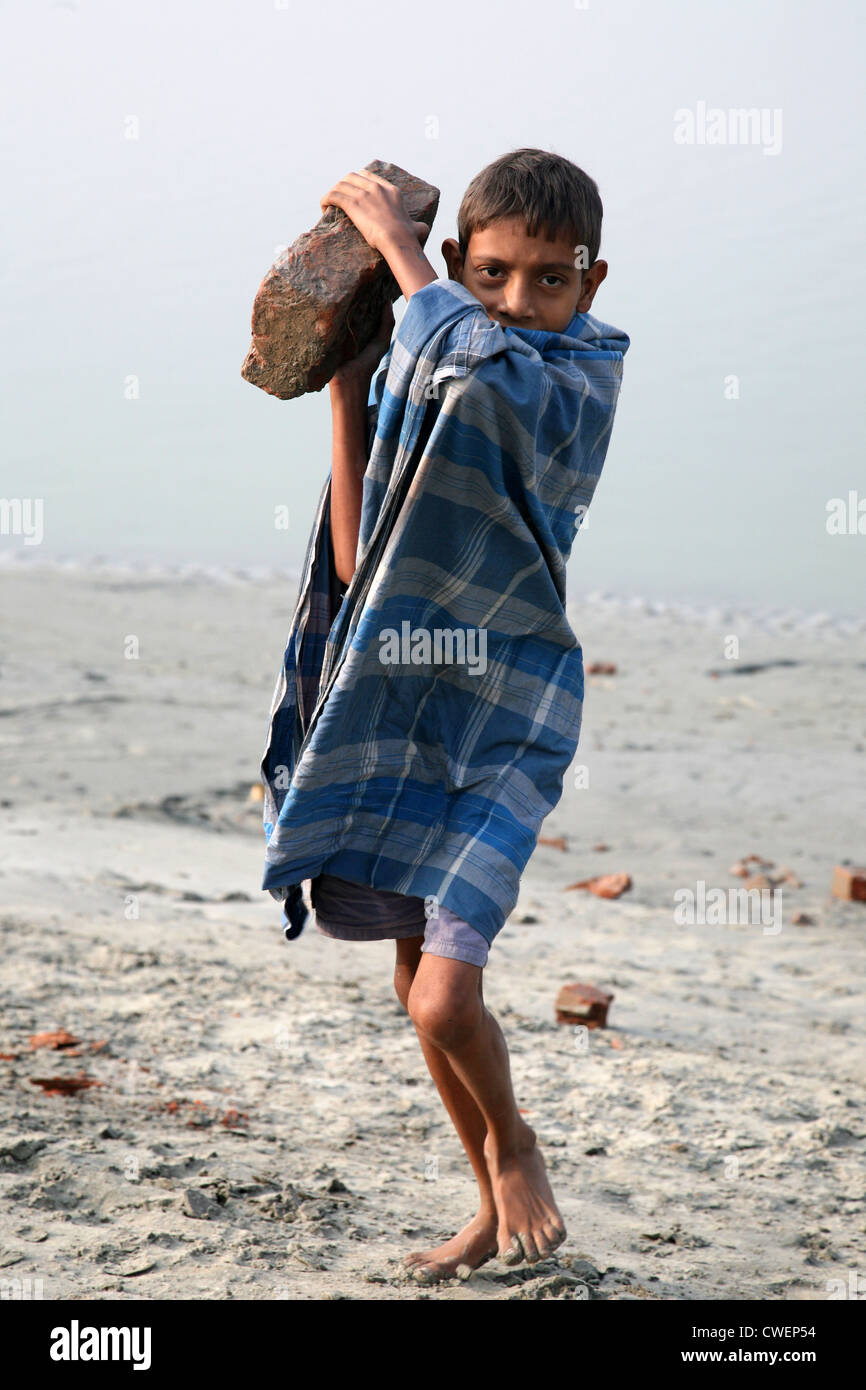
[501,289,534,323]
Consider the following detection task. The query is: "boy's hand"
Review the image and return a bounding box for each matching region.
[321,169,430,257]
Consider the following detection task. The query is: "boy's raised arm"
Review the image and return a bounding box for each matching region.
[328,369,369,588]
[327,301,394,588]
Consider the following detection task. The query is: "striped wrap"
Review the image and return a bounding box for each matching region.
[260,276,629,945]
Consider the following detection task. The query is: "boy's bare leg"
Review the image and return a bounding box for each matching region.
[394,937,498,1282]
[406,950,566,1270]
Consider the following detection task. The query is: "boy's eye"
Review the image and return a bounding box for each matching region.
[477,268,566,288]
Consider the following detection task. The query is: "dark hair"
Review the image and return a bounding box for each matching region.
[457,148,603,266]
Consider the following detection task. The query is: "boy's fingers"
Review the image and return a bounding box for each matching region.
[337,170,396,198]
[320,186,345,213]
[338,170,376,190]
[342,170,403,208]
[320,177,366,212]
[356,170,399,193]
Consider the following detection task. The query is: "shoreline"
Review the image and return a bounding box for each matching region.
[2,549,863,636]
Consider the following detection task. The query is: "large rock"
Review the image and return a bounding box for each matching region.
[241,160,440,400]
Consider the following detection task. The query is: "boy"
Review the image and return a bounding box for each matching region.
[259,149,629,1283]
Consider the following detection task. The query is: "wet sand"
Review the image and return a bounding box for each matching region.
[0,566,863,1300]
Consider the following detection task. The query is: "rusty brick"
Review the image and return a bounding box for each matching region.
[742,874,775,892]
[555,981,614,1028]
[241,160,439,400]
[563,872,632,898]
[831,866,866,902]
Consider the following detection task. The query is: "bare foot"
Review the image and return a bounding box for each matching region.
[484,1122,567,1265]
[404,1210,499,1284]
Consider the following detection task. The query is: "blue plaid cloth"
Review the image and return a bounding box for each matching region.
[260,277,629,945]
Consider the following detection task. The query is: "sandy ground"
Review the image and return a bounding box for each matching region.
[0,565,864,1301]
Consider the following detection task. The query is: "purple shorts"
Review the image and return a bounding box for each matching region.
[310,873,489,968]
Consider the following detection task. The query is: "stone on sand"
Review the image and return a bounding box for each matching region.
[555,982,614,1028]
[831,865,866,902]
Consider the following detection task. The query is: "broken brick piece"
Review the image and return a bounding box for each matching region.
[220,1108,249,1129]
[538,835,567,851]
[831,866,866,902]
[742,874,775,892]
[564,873,632,899]
[730,855,775,878]
[29,1073,104,1097]
[586,661,617,675]
[555,982,614,1029]
[241,160,440,400]
[28,1029,82,1052]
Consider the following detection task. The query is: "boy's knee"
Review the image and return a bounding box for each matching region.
[407,979,482,1051]
[393,962,416,1012]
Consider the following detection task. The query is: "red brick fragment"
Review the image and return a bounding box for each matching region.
[29,1029,81,1051]
[241,160,440,400]
[742,874,775,892]
[30,1073,104,1097]
[586,661,617,675]
[831,866,866,902]
[564,873,632,899]
[538,835,567,851]
[730,854,775,877]
[555,982,614,1028]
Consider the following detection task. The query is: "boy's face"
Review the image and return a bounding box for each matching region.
[441,216,607,333]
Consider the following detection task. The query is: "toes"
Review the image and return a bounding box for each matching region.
[537,1221,565,1257]
[499,1235,525,1266]
[520,1231,542,1263]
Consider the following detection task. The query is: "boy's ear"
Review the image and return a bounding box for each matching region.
[441,237,464,282]
[577,259,608,314]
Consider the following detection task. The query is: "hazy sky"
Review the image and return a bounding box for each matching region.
[3,0,864,615]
